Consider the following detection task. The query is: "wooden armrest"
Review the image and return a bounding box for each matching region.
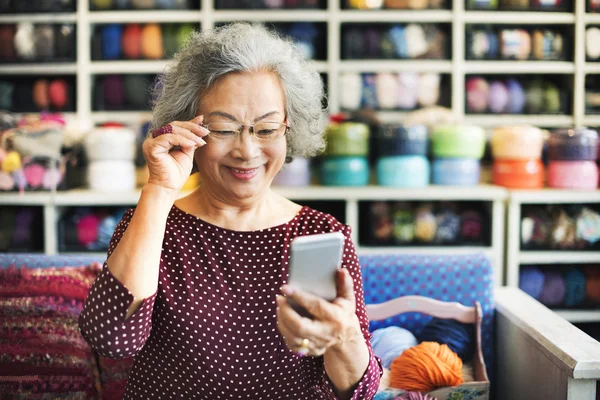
[495,287,600,380]
[366,295,478,324]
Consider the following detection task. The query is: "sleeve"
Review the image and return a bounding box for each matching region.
[320,224,384,400]
[78,209,158,360]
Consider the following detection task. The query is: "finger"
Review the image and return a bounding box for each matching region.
[336,268,355,302]
[281,285,337,321]
[170,125,206,146]
[152,132,199,153]
[172,120,209,138]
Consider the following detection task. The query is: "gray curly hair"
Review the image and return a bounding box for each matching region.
[151,23,327,161]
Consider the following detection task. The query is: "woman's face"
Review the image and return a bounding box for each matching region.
[195,71,287,203]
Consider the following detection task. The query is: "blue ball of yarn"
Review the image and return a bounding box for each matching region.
[102,24,123,60]
[371,326,418,369]
[519,267,545,300]
[539,270,566,306]
[417,317,475,362]
[563,268,586,307]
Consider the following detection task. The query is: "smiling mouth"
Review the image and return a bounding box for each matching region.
[228,167,259,174]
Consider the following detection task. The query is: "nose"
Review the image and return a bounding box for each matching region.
[231,126,261,160]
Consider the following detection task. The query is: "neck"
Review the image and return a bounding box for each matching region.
[191,186,277,231]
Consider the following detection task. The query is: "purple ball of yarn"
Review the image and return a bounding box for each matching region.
[488,80,509,113]
[539,270,566,306]
[507,78,525,113]
[393,392,437,400]
[103,75,125,106]
[519,267,545,300]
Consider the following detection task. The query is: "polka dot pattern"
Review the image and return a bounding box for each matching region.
[80,206,382,399]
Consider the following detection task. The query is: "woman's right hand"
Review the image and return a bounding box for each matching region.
[142,115,208,192]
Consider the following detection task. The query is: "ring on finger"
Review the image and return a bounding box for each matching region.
[151,124,173,139]
[296,338,310,357]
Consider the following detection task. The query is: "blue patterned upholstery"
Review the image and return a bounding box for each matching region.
[0,253,106,269]
[358,253,495,380]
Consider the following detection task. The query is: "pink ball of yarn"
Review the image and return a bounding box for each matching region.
[23,163,46,188]
[77,214,101,247]
[394,392,437,400]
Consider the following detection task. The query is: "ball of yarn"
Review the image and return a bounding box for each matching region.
[393,392,437,400]
[417,318,475,362]
[519,267,545,300]
[506,79,525,114]
[584,267,600,302]
[141,24,163,59]
[49,79,69,109]
[371,326,418,369]
[2,151,22,173]
[0,171,14,191]
[23,163,46,188]
[124,75,149,108]
[103,75,125,106]
[488,80,509,113]
[122,24,142,59]
[102,24,123,60]
[539,270,566,306]
[14,23,35,60]
[77,213,101,247]
[466,77,489,113]
[390,341,464,392]
[33,79,50,109]
[563,268,586,307]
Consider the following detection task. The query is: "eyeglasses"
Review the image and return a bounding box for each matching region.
[201,121,289,141]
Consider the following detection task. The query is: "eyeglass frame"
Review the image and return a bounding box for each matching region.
[200,121,290,141]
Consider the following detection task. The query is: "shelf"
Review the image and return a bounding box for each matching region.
[339,60,452,73]
[584,13,600,24]
[89,60,172,74]
[463,114,574,127]
[0,192,52,206]
[88,10,203,23]
[519,251,600,265]
[0,63,77,75]
[0,13,77,23]
[339,10,452,22]
[584,63,600,74]
[554,309,600,323]
[510,189,600,204]
[53,190,142,206]
[213,10,329,22]
[90,111,153,124]
[275,185,508,201]
[464,61,575,74]
[464,11,575,24]
[358,246,494,257]
[583,115,600,126]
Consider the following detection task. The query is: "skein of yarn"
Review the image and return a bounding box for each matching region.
[519,266,545,300]
[393,392,438,400]
[417,318,475,362]
[563,267,586,307]
[584,267,600,302]
[371,326,418,369]
[390,341,464,392]
[539,270,566,306]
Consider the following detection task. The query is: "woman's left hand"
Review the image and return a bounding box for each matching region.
[276,268,364,357]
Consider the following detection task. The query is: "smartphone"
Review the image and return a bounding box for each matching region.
[287,232,345,318]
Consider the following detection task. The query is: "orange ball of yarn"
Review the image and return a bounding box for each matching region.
[390,341,464,392]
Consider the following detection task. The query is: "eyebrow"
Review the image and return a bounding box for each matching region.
[207,111,281,122]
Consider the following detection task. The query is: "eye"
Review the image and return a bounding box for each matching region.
[256,129,277,136]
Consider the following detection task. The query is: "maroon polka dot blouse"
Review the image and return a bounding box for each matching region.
[79,205,382,399]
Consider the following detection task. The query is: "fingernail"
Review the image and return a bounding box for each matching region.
[281,285,294,296]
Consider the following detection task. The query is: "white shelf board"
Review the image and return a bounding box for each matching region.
[339,60,452,73]
[584,13,600,24]
[0,192,52,206]
[357,246,494,257]
[53,189,142,206]
[464,61,575,74]
[89,60,172,74]
[58,252,107,258]
[554,310,600,323]
[519,251,600,265]
[463,114,574,127]
[0,63,77,75]
[0,13,77,23]
[464,11,575,24]
[510,188,600,204]
[584,63,600,74]
[213,10,329,22]
[88,10,203,23]
[274,185,508,201]
[339,9,453,23]
[90,111,153,124]
[583,115,600,126]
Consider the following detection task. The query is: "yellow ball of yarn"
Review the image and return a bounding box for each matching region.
[2,151,22,173]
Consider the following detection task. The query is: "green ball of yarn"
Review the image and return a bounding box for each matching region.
[543,82,561,114]
[525,80,544,114]
[176,24,196,50]
[163,24,180,58]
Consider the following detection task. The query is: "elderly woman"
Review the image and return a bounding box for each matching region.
[79,23,382,399]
